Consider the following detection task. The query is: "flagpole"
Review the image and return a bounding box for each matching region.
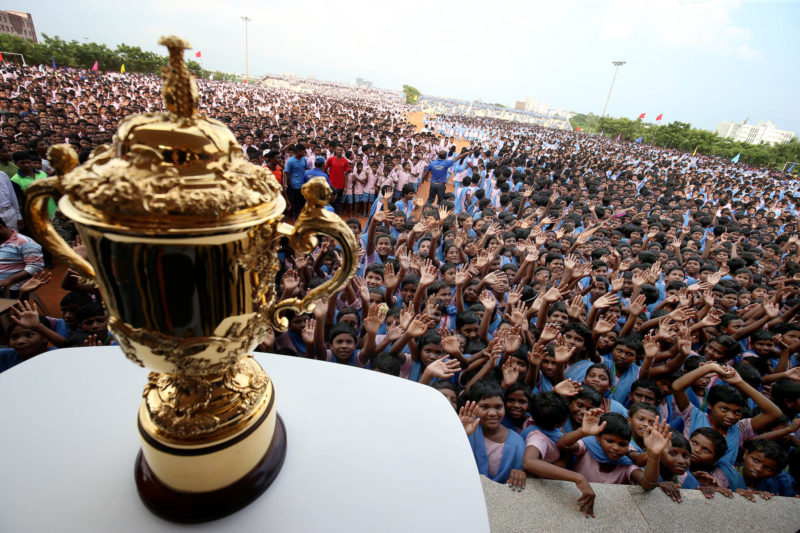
[601,60,626,117]
[241,16,251,82]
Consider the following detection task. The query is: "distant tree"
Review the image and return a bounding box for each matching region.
[569,113,800,169]
[402,84,420,104]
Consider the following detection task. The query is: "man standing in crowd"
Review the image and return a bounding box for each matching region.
[421,149,472,206]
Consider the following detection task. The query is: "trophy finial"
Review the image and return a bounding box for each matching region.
[157,35,198,118]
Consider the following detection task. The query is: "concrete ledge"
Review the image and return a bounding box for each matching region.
[481,476,800,532]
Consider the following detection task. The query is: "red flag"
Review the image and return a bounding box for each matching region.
[575,126,582,132]
[638,113,646,119]
[196,51,202,58]
[91,60,98,71]
[656,113,663,121]
[0,52,4,62]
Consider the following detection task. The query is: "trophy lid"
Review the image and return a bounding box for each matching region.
[52,36,282,227]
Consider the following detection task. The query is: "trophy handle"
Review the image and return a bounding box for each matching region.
[24,178,96,280]
[272,178,358,331]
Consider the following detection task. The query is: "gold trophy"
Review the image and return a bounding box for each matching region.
[24,36,357,522]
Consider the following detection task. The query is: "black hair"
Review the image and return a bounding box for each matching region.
[575,385,602,406]
[328,322,358,343]
[629,378,662,403]
[744,439,788,472]
[468,379,505,403]
[60,291,93,309]
[629,402,659,418]
[668,431,691,453]
[456,311,480,329]
[76,302,105,324]
[529,391,570,430]
[615,334,644,355]
[599,412,632,440]
[691,427,728,461]
[370,351,401,376]
[707,384,746,408]
[771,378,800,416]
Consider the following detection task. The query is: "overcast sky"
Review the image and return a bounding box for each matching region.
[25,0,800,134]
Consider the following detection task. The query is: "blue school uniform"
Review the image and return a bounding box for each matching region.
[583,436,635,466]
[520,425,563,445]
[602,356,640,407]
[468,425,525,484]
[565,359,594,383]
[659,472,700,489]
[0,348,22,373]
[685,406,746,466]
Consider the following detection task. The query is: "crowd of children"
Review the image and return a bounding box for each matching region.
[2,61,800,518]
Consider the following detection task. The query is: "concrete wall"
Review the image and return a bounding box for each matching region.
[481,476,800,532]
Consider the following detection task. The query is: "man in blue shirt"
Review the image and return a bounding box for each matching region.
[421,149,473,206]
[285,144,309,218]
[305,156,329,186]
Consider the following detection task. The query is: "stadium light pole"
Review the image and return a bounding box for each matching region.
[241,16,251,82]
[601,60,625,118]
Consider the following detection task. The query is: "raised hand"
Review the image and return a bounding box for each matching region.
[455,264,476,286]
[409,314,437,337]
[383,262,398,288]
[459,400,481,436]
[528,343,547,367]
[553,333,576,364]
[427,357,461,379]
[501,356,520,387]
[553,378,583,397]
[283,269,301,294]
[567,294,585,319]
[19,271,52,295]
[419,263,438,286]
[479,290,497,311]
[544,286,563,304]
[439,328,462,355]
[507,285,524,306]
[580,407,607,436]
[312,296,329,319]
[301,318,315,344]
[9,300,41,330]
[642,333,659,360]
[763,302,780,319]
[540,320,562,343]
[503,325,523,354]
[593,293,619,310]
[628,294,647,317]
[363,303,387,335]
[642,416,672,457]
[594,317,616,335]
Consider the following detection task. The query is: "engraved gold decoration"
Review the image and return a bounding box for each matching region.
[23,35,358,522]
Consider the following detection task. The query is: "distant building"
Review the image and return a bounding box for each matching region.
[716,120,795,145]
[355,77,373,88]
[0,11,37,43]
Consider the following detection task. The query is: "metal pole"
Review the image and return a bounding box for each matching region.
[601,60,625,118]
[241,16,251,82]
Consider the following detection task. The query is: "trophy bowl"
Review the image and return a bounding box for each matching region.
[23,36,357,523]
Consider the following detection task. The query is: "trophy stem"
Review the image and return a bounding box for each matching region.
[134,414,287,523]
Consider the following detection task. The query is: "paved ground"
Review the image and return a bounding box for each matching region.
[481,475,800,532]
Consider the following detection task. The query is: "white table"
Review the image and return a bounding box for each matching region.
[0,348,489,532]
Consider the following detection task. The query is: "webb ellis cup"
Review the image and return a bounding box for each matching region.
[23,36,358,522]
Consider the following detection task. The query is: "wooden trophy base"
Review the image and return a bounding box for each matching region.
[134,414,287,523]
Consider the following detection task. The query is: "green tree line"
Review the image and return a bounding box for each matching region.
[0,33,239,81]
[570,113,800,171]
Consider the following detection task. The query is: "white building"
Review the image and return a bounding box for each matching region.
[716,120,795,145]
